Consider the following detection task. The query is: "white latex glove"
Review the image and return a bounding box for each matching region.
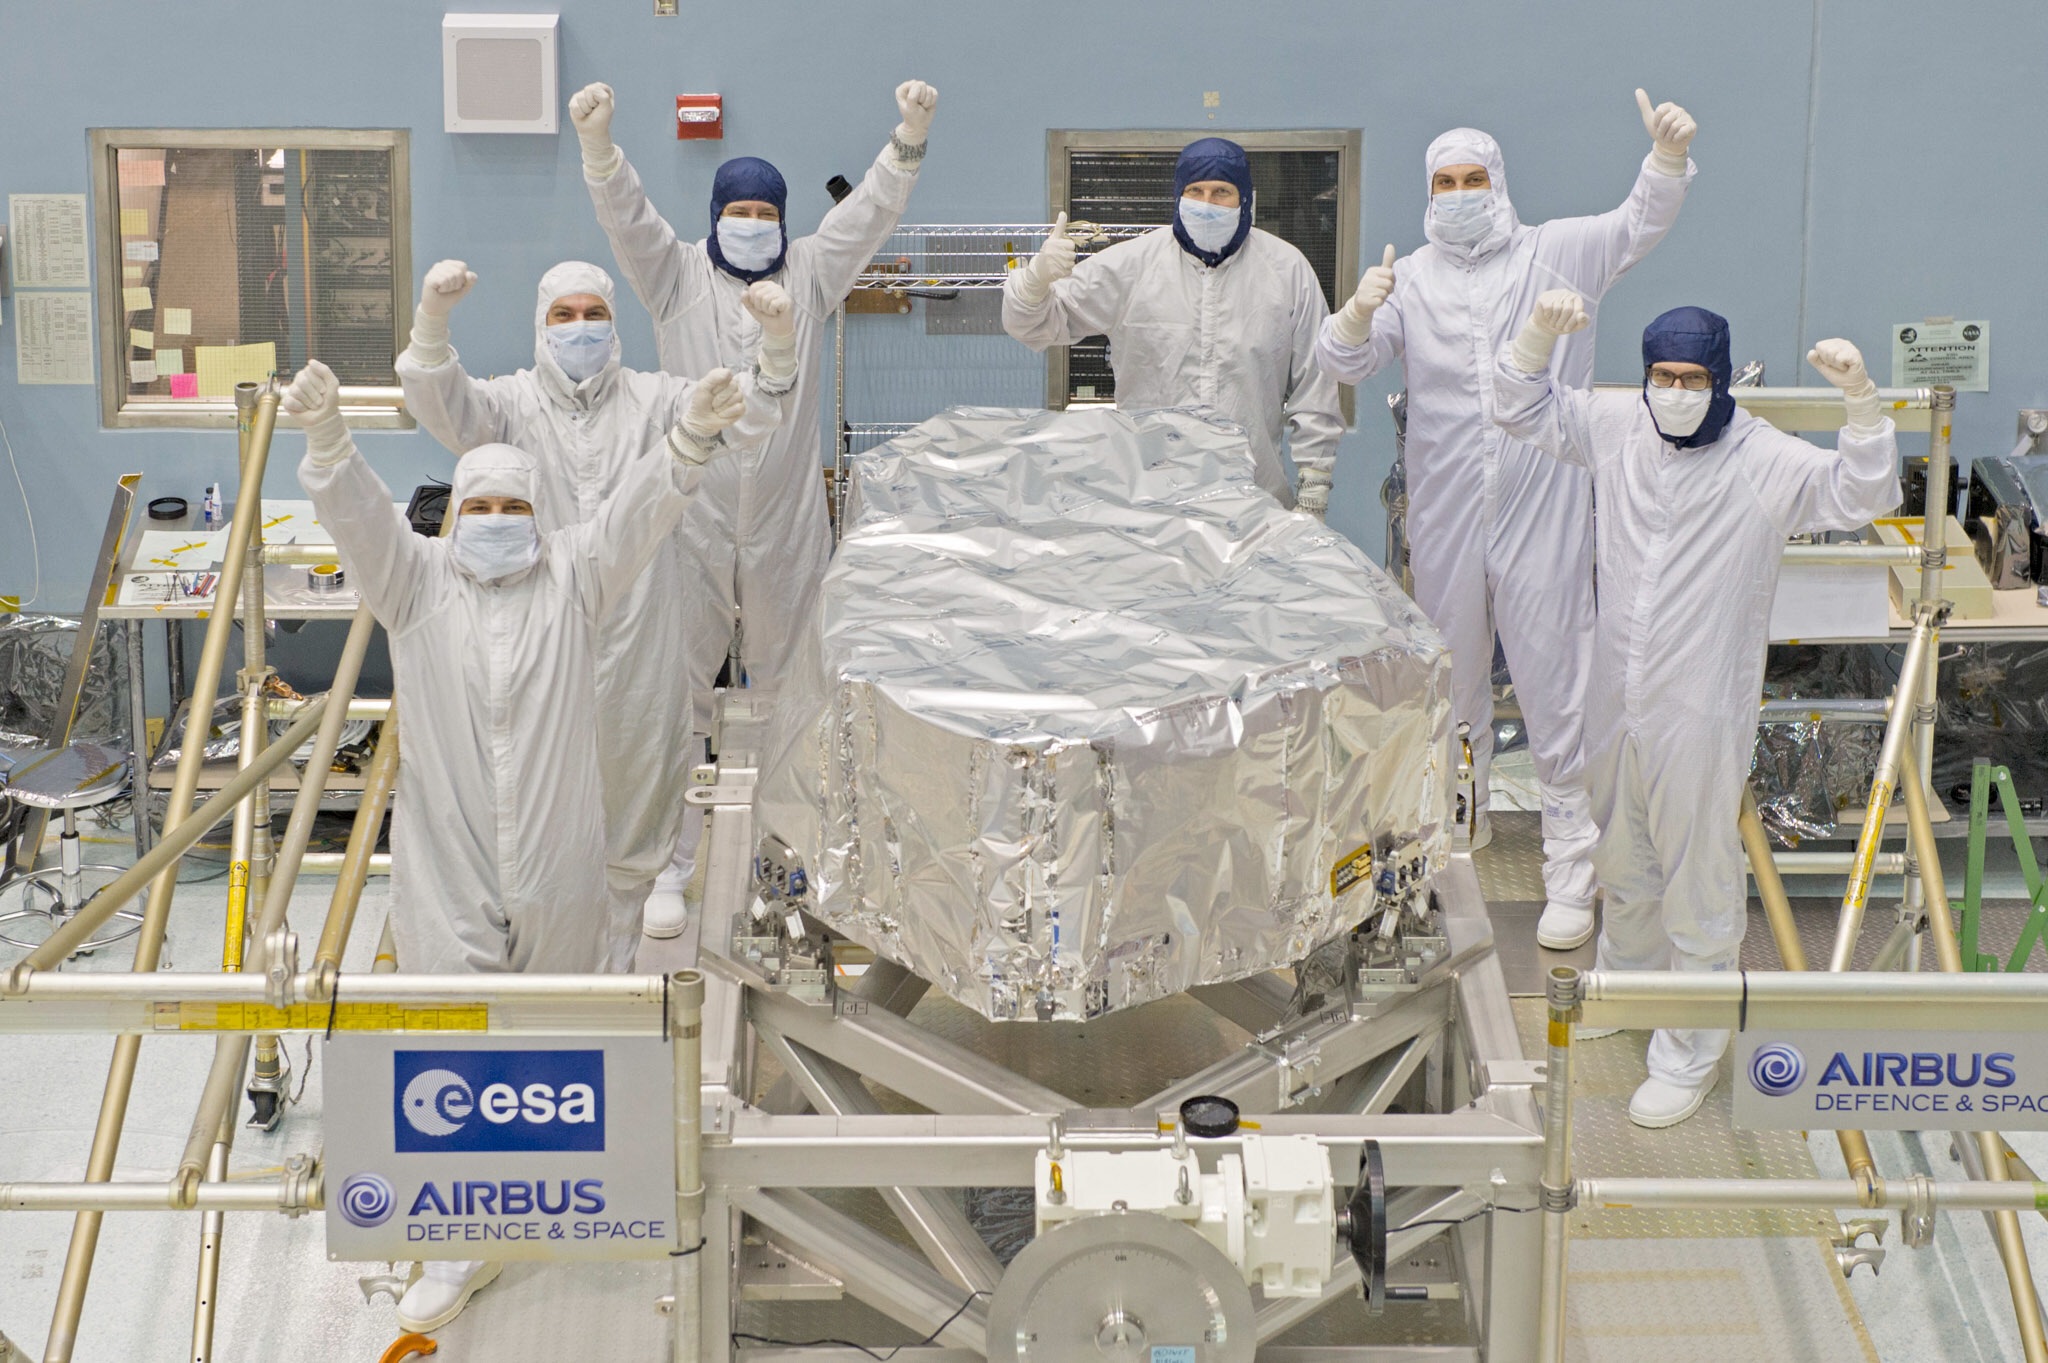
[1809,338,1883,434]
[418,260,475,318]
[281,360,351,464]
[1508,289,1590,373]
[406,260,475,365]
[570,82,622,179]
[1296,470,1332,522]
[1012,213,1076,308]
[1329,244,1397,348]
[743,280,798,388]
[1637,88,1697,176]
[894,79,938,146]
[670,367,747,463]
[742,280,796,341]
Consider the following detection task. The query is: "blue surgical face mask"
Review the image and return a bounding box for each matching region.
[716,216,783,273]
[544,320,614,384]
[454,513,540,583]
[1430,188,1494,246]
[1177,198,1243,254]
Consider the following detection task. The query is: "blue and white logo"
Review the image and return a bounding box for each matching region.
[1749,1043,1807,1097]
[338,1172,395,1228]
[392,1049,606,1154]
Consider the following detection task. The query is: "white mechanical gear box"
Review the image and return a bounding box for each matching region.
[1034,1133,1333,1299]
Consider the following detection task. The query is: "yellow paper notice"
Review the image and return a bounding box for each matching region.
[162,307,193,335]
[122,286,152,313]
[192,342,277,397]
[119,207,148,235]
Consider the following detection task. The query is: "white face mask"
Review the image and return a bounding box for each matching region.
[1429,188,1494,246]
[1645,384,1713,439]
[454,513,540,582]
[544,320,614,384]
[1177,198,1243,254]
[716,216,783,273]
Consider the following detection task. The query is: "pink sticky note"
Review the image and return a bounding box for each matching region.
[170,373,198,398]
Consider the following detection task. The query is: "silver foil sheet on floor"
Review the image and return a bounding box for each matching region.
[755,405,1453,1021]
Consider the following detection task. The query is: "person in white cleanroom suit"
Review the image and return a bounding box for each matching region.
[1315,90,1697,954]
[396,259,794,967]
[569,77,937,933]
[1494,291,1900,1129]
[286,357,748,1332]
[1002,136,1342,513]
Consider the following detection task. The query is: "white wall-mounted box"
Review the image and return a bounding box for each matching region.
[442,14,559,134]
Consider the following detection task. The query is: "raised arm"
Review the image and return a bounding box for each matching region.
[394,259,519,454]
[1315,244,1405,384]
[1749,340,1902,536]
[573,82,706,324]
[711,281,797,451]
[568,368,746,620]
[1491,290,1599,468]
[1002,217,1136,350]
[1541,89,1697,295]
[791,80,935,311]
[285,361,436,634]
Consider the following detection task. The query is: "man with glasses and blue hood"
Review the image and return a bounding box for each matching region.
[568,78,936,939]
[396,259,795,969]
[1002,136,1342,513]
[1316,91,1698,958]
[1492,290,1900,1128]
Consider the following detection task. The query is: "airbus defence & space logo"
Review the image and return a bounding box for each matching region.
[393,1049,606,1154]
[1749,1043,1806,1097]
[338,1172,395,1228]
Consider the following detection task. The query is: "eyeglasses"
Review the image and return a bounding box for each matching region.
[1646,368,1714,392]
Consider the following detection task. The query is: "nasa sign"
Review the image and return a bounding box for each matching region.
[324,1036,677,1261]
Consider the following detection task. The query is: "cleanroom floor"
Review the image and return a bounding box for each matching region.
[2,798,2047,1360]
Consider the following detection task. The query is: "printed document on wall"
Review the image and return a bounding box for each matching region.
[15,291,94,385]
[7,193,91,288]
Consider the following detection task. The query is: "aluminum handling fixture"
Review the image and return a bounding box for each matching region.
[677,689,1547,1362]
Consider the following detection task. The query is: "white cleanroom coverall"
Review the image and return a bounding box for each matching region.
[299,438,712,974]
[1315,130,1693,914]
[585,144,920,723]
[1001,225,1343,507]
[396,261,788,969]
[1492,347,1899,1086]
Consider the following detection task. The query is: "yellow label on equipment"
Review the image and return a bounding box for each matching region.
[222,865,249,972]
[154,1002,489,1033]
[1331,843,1374,897]
[1548,1019,1570,1048]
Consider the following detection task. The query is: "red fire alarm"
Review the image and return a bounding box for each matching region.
[676,94,723,140]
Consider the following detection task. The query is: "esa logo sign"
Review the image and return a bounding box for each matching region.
[394,1049,605,1154]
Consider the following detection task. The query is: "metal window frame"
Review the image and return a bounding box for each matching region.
[88,126,414,431]
[1045,127,1362,424]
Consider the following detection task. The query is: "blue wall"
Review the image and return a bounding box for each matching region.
[1,0,2040,625]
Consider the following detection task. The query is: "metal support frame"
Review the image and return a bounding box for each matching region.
[693,764,1545,1363]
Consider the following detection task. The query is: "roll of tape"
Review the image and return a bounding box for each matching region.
[307,564,346,593]
[147,496,189,521]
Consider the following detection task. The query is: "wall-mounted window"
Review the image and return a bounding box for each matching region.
[89,128,411,429]
[1046,129,1361,425]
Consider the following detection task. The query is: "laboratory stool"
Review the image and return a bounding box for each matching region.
[0,742,141,956]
